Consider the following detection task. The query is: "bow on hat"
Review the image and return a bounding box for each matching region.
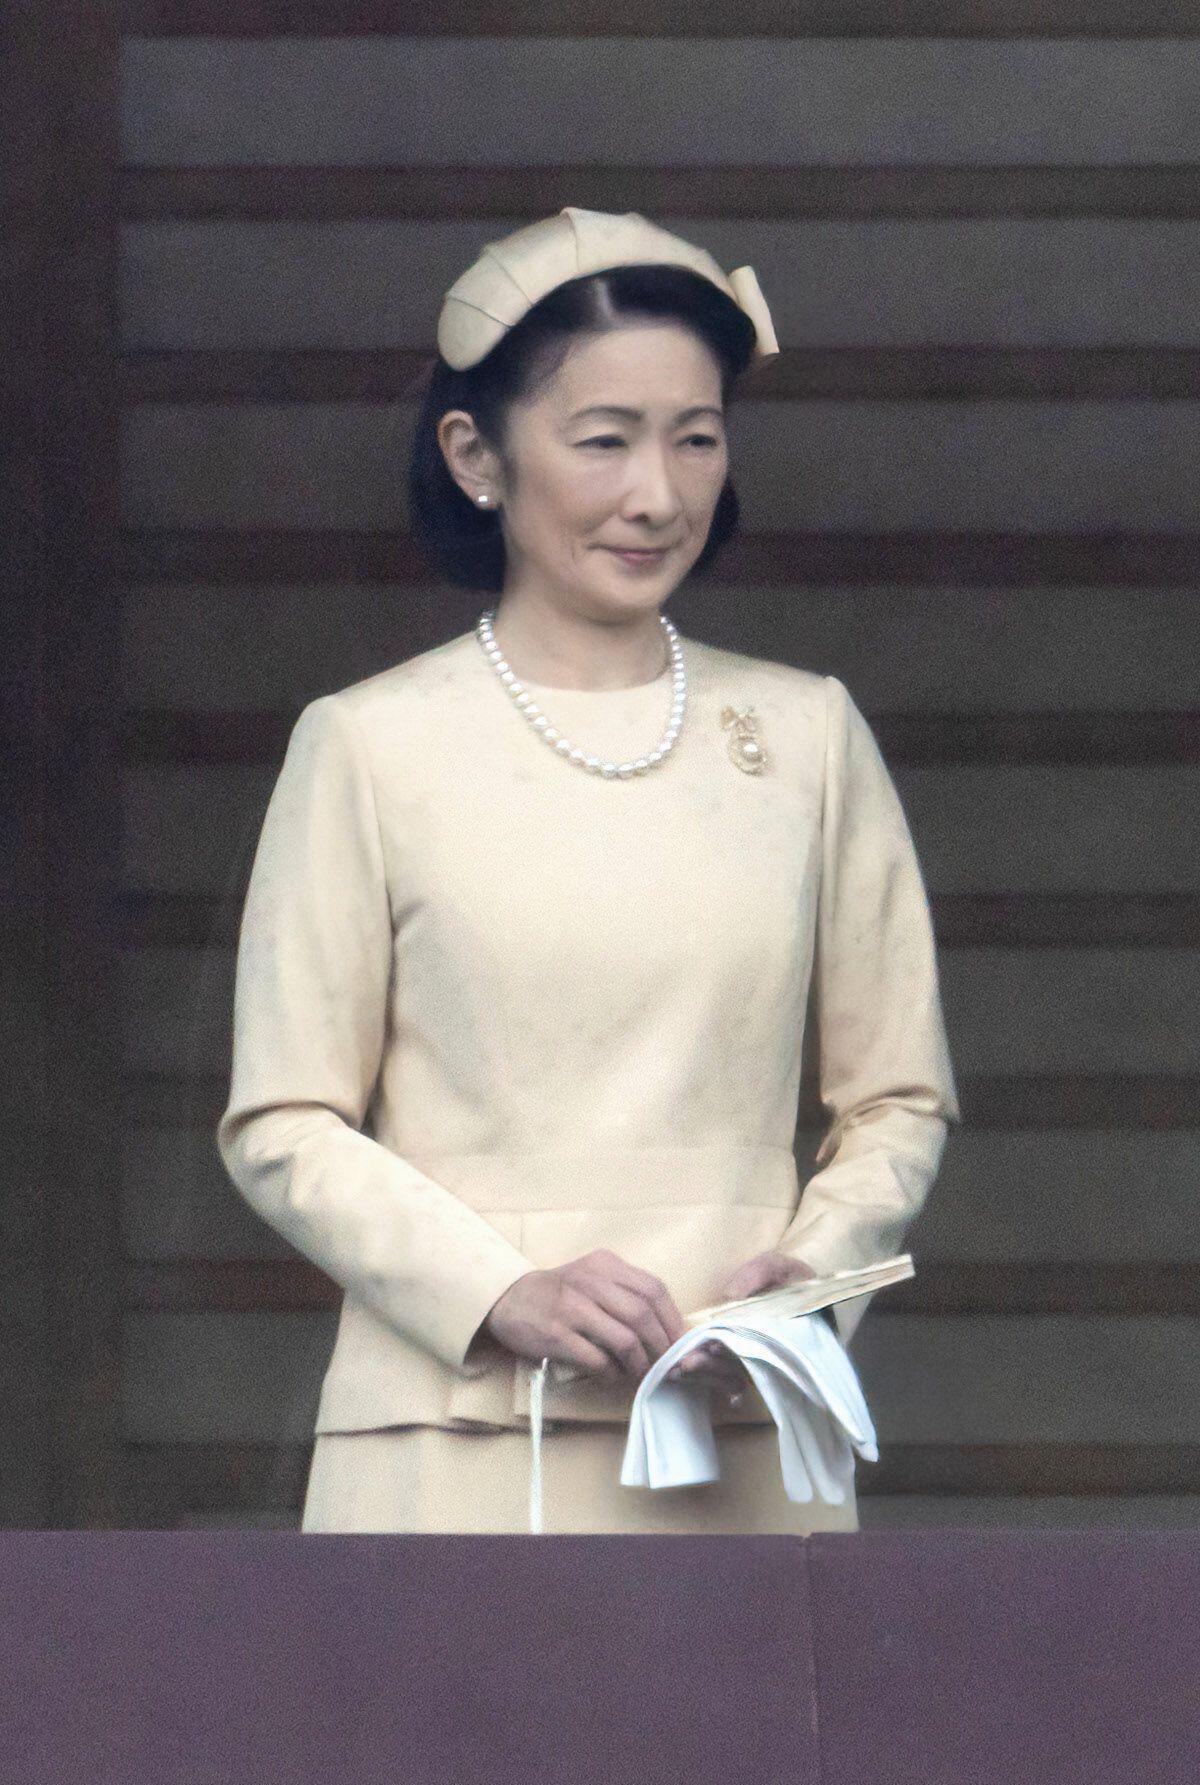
[437,204,780,371]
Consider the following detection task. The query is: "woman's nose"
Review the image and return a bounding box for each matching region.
[625,455,683,521]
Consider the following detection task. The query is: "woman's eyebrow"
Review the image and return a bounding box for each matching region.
[568,404,725,423]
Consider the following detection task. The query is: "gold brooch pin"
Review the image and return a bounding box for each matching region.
[720,705,768,774]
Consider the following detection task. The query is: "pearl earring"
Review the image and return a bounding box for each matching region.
[477,493,490,506]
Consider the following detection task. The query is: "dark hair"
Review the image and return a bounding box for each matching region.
[407,262,759,593]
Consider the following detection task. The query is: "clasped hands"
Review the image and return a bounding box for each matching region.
[482,1247,818,1398]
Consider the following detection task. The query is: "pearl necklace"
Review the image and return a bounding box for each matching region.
[475,608,687,778]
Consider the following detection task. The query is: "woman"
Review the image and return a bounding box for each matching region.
[216,206,961,1534]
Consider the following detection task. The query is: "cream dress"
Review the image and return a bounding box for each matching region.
[216,626,960,1534]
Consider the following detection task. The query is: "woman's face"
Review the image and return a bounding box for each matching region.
[493,321,730,620]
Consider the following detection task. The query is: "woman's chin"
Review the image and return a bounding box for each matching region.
[588,555,688,605]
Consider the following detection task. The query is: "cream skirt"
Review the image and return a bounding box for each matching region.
[301,1421,861,1536]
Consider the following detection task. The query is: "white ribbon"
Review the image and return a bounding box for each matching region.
[528,1356,550,1533]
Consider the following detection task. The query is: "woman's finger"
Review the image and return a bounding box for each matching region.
[668,1350,749,1394]
[580,1272,677,1364]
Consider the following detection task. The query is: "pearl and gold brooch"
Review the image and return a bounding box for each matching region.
[720,705,767,774]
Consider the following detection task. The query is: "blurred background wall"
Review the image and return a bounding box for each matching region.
[5,3,1198,1529]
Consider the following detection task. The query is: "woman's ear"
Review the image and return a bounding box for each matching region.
[436,409,503,508]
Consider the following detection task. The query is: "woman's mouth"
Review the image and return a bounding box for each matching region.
[605,546,670,568]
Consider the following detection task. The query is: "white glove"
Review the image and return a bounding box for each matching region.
[619,1312,878,1506]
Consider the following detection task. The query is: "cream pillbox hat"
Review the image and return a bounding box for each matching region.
[437,204,780,371]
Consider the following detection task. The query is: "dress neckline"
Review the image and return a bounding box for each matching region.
[485,632,683,700]
[514,662,673,698]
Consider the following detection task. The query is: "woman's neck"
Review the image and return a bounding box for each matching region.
[488,600,670,692]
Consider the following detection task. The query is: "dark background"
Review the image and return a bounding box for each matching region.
[4,3,1198,1530]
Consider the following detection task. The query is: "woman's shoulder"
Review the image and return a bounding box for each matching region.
[685,634,829,710]
[303,630,483,730]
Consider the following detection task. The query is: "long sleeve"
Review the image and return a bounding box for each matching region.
[778,675,962,1344]
[215,694,535,1376]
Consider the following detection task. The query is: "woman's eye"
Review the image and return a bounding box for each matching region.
[578,434,721,450]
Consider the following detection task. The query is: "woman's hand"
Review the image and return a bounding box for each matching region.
[664,1250,820,1394]
[482,1246,819,1400]
[715,1248,819,1304]
[483,1248,688,1382]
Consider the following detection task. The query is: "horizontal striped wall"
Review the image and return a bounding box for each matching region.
[122,221,1200,354]
[121,401,1200,532]
[117,2,1200,36]
[111,16,1199,1529]
[123,1127,1200,1268]
[119,584,1200,713]
[121,761,1200,897]
[123,1311,1200,1449]
[120,945,1200,1080]
[120,39,1200,166]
